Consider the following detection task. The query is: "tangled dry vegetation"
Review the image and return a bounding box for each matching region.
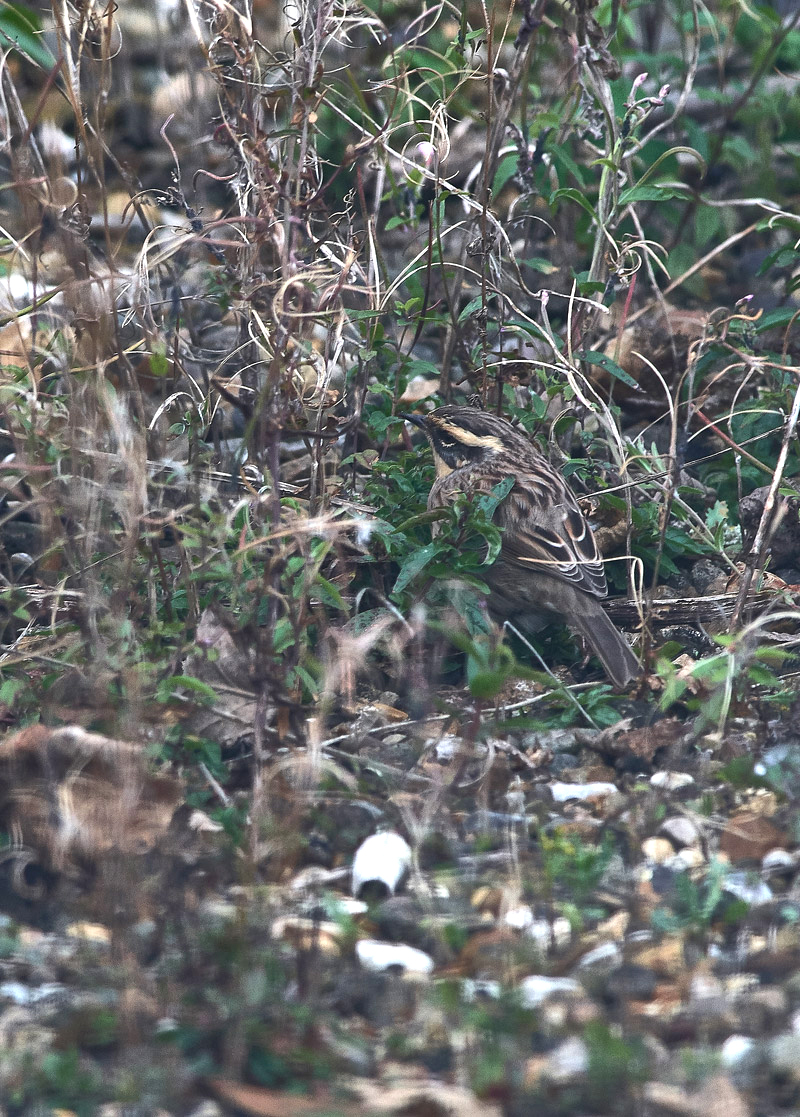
[2,0,800,1114]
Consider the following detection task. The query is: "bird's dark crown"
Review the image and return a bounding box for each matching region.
[404,405,531,471]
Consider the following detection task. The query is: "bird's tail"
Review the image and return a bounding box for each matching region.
[569,606,641,689]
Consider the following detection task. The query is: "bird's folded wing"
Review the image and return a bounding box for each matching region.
[498,498,608,599]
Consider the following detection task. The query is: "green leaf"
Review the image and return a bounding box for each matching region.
[0,677,24,705]
[492,152,519,196]
[150,348,169,377]
[392,541,440,595]
[618,183,690,205]
[550,188,597,219]
[705,501,729,531]
[721,133,758,169]
[549,146,586,188]
[0,3,55,67]
[405,358,442,377]
[757,247,798,277]
[368,411,398,435]
[468,669,507,699]
[475,475,515,516]
[580,350,639,390]
[521,256,558,274]
[313,574,348,611]
[273,617,295,653]
[348,309,384,321]
[156,675,218,704]
[694,204,722,249]
[633,146,705,189]
[348,607,396,633]
[458,295,485,323]
[291,663,319,698]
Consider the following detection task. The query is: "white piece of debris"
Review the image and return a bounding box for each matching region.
[352,831,412,899]
[650,770,695,790]
[526,916,572,952]
[549,781,618,802]
[0,982,66,1005]
[188,809,224,832]
[577,941,622,973]
[355,939,434,976]
[721,1034,756,1068]
[542,1036,589,1084]
[504,905,534,930]
[518,975,582,1008]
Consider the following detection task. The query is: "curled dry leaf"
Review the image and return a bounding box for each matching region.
[399,375,440,403]
[590,717,686,765]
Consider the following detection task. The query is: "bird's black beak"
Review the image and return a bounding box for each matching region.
[400,412,428,430]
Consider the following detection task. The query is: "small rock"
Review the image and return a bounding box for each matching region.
[611,963,658,1001]
[689,966,725,1005]
[518,975,581,1008]
[723,871,773,906]
[762,848,797,876]
[629,934,684,978]
[721,1034,756,1068]
[188,809,224,833]
[504,905,534,931]
[577,941,623,974]
[668,847,705,870]
[290,865,349,890]
[644,1073,751,1117]
[525,916,572,952]
[736,986,787,1033]
[692,558,727,593]
[642,837,676,864]
[0,982,66,1006]
[372,896,444,952]
[471,886,503,916]
[352,831,412,900]
[651,771,694,790]
[355,940,434,977]
[659,816,701,849]
[542,1036,588,1084]
[186,1104,223,1117]
[65,922,111,945]
[400,375,440,402]
[522,729,579,753]
[550,781,618,803]
[347,1078,502,1116]
[198,899,238,926]
[433,735,486,760]
[768,1032,800,1081]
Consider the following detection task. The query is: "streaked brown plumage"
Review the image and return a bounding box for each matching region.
[404,405,640,689]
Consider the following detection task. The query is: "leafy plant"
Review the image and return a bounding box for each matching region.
[540,830,616,926]
[651,858,746,939]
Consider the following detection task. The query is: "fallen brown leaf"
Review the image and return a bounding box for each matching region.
[719,810,786,863]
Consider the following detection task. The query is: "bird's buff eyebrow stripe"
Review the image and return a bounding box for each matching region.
[434,421,505,452]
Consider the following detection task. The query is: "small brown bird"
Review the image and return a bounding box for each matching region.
[403,405,640,688]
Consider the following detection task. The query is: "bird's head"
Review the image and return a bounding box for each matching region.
[402,405,526,477]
